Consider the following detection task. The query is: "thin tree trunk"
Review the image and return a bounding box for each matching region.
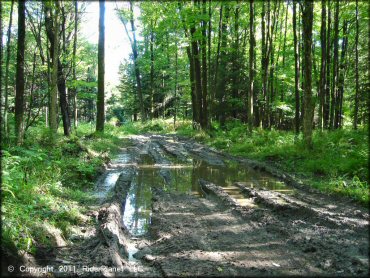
[174,39,178,128]
[177,2,197,126]
[150,20,155,119]
[96,0,105,132]
[129,1,145,121]
[302,0,314,148]
[190,22,202,127]
[330,0,339,129]
[25,51,37,131]
[353,0,359,129]
[216,4,229,127]
[324,0,331,128]
[15,0,26,144]
[3,0,14,138]
[201,0,208,129]
[73,0,78,129]
[293,1,300,135]
[213,4,223,121]
[207,0,212,124]
[248,0,254,133]
[49,3,59,134]
[231,2,240,119]
[318,0,326,131]
[336,20,348,129]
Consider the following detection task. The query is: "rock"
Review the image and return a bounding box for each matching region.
[143,254,155,262]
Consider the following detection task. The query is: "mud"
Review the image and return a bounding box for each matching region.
[12,134,369,277]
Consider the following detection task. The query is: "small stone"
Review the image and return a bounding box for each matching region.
[143,254,155,262]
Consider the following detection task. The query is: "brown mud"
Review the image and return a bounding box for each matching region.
[7,134,369,277]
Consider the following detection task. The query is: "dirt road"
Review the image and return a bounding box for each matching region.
[16,134,369,277]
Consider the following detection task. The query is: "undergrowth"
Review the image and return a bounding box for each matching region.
[1,123,124,255]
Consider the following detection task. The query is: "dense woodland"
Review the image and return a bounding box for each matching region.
[0,0,369,263]
[0,0,368,146]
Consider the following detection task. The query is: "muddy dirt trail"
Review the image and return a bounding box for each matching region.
[21,134,369,277]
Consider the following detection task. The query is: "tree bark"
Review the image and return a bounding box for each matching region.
[3,0,14,138]
[330,0,339,129]
[318,0,326,131]
[353,0,359,129]
[15,0,26,144]
[215,4,229,127]
[293,1,300,135]
[336,20,348,129]
[129,1,146,121]
[150,20,155,119]
[190,22,203,127]
[49,2,59,134]
[96,0,105,132]
[201,0,208,129]
[302,0,314,148]
[72,0,78,129]
[324,0,331,128]
[248,0,254,133]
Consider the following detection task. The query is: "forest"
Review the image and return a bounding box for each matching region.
[1,0,369,277]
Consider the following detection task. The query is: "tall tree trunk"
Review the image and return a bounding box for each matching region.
[201,0,208,129]
[207,0,212,123]
[231,2,240,119]
[302,0,314,148]
[15,0,26,144]
[177,2,197,126]
[213,5,223,122]
[174,39,178,127]
[293,1,300,135]
[3,0,14,138]
[324,0,331,128]
[330,0,339,129]
[0,0,3,141]
[72,0,78,129]
[216,4,229,127]
[96,0,105,132]
[129,1,145,121]
[190,22,202,127]
[353,0,359,129]
[44,2,71,136]
[150,21,155,119]
[336,20,348,129]
[318,0,326,131]
[49,3,59,134]
[248,0,254,133]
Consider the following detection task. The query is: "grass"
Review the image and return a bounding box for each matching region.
[1,123,125,255]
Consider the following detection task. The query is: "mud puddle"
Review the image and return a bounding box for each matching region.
[121,150,294,236]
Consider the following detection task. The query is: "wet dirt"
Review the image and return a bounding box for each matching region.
[20,134,369,277]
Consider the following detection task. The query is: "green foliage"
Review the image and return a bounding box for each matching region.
[1,123,124,254]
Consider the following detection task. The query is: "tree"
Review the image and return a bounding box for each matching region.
[3,0,14,139]
[44,1,71,136]
[96,0,105,132]
[248,0,254,133]
[72,0,78,129]
[302,0,314,148]
[318,0,327,131]
[330,0,339,129]
[353,0,359,129]
[15,0,26,144]
[292,1,300,135]
[49,2,59,135]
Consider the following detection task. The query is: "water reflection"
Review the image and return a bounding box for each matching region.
[122,154,293,235]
